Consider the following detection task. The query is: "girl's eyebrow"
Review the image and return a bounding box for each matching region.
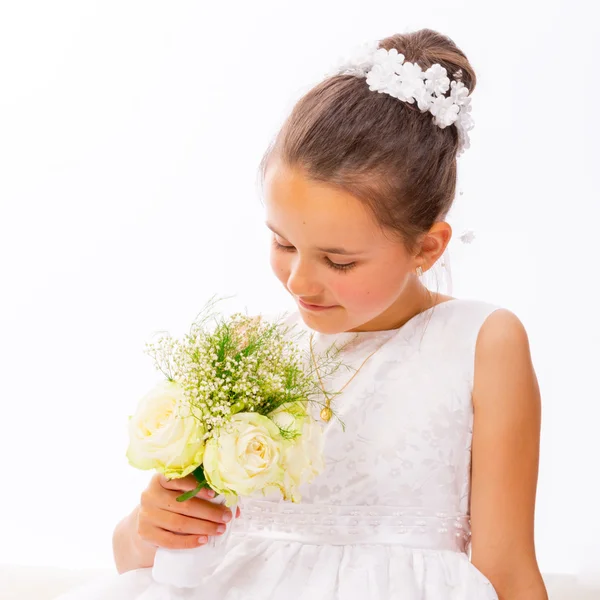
[265,222,361,256]
[316,245,358,256]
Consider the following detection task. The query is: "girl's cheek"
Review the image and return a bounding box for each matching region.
[329,277,368,305]
[334,275,387,308]
[270,252,289,283]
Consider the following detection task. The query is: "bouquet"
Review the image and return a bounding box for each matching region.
[126,298,343,589]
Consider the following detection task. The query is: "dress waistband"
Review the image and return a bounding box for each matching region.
[233,500,471,553]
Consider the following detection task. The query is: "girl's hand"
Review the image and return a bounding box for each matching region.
[136,473,240,550]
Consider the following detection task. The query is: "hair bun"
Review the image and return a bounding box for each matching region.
[379,29,477,94]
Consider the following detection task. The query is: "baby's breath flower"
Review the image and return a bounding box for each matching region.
[144,299,345,447]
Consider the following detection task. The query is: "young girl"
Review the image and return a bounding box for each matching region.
[61,28,548,599]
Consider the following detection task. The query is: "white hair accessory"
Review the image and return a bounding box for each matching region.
[459,229,476,244]
[327,41,474,157]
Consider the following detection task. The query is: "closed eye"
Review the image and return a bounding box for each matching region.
[324,257,357,272]
[271,238,357,272]
[272,238,295,252]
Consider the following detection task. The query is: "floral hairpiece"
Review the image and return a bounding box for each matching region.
[459,229,475,244]
[327,40,474,157]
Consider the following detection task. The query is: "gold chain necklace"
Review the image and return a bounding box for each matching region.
[309,331,395,422]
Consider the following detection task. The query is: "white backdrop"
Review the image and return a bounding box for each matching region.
[0,0,598,582]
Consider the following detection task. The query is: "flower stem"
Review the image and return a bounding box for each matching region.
[176,465,209,502]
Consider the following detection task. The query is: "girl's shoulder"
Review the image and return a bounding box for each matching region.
[441,297,505,325]
[425,297,506,351]
[420,299,521,392]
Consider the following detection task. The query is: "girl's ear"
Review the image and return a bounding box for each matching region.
[417,222,452,269]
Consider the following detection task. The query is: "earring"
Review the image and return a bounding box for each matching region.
[416,266,424,277]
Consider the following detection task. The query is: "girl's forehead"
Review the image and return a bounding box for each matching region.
[264,163,379,238]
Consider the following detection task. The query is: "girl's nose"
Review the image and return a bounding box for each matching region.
[286,259,321,298]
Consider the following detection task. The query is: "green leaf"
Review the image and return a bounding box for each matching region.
[192,464,206,483]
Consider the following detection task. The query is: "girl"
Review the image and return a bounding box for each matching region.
[62,28,548,599]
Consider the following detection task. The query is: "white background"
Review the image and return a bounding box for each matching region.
[0,0,598,580]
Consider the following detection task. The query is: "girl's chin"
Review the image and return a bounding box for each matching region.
[298,309,355,335]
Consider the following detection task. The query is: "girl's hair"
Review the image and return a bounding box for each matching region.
[259,28,477,256]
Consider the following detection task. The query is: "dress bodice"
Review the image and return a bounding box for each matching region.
[237,298,502,555]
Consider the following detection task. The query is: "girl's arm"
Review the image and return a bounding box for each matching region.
[112,506,157,574]
[470,309,548,600]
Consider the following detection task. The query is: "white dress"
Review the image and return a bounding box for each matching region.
[59,298,501,599]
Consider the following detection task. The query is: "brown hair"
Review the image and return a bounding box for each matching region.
[259,28,477,256]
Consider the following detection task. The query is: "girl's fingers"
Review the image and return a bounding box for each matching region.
[148,473,238,522]
[153,489,232,524]
[141,524,209,550]
[147,506,225,537]
[157,474,216,499]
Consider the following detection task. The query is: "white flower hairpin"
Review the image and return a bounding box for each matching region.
[327,41,474,157]
[459,229,476,244]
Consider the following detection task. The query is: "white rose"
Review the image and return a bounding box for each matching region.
[127,380,205,479]
[203,413,284,501]
[270,403,325,502]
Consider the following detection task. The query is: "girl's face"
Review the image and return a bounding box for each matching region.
[264,160,434,334]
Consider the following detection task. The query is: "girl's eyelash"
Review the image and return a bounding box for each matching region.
[272,239,357,272]
[272,239,295,254]
[325,258,357,272]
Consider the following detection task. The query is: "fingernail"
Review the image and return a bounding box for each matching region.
[207,489,215,498]
[216,525,226,534]
[198,536,208,544]
[222,511,232,523]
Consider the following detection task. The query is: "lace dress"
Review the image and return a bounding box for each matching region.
[58,298,501,599]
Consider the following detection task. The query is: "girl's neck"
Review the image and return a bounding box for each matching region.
[348,285,453,333]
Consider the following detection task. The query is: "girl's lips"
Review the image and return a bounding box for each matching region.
[298,298,337,312]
